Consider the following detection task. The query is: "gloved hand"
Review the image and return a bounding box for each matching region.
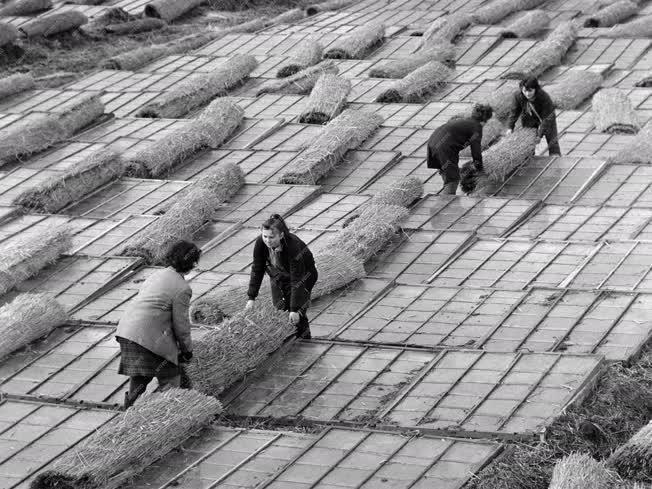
[179,351,193,363]
[245,299,255,310]
[473,160,483,172]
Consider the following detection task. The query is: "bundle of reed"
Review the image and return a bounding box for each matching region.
[584,0,638,27]
[592,88,640,134]
[485,80,519,122]
[129,98,243,178]
[419,12,472,47]
[144,0,203,22]
[0,293,67,360]
[258,60,338,96]
[0,226,71,296]
[31,388,222,489]
[547,70,603,110]
[270,8,305,25]
[375,60,453,103]
[460,117,505,156]
[368,43,455,78]
[635,72,651,87]
[0,22,19,46]
[608,120,652,164]
[19,11,88,38]
[57,93,105,136]
[608,421,652,482]
[277,109,383,185]
[206,16,271,34]
[137,54,256,119]
[0,73,34,100]
[603,15,652,37]
[0,0,51,16]
[367,176,423,208]
[191,250,366,324]
[13,150,124,213]
[92,6,133,25]
[34,72,77,89]
[471,0,546,25]
[119,163,244,264]
[298,74,351,124]
[500,9,550,38]
[549,453,619,489]
[502,21,578,79]
[276,39,323,78]
[460,128,538,194]
[323,23,385,59]
[305,0,356,16]
[104,17,166,34]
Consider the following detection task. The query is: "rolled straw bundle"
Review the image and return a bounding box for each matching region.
[104,18,166,35]
[608,421,652,482]
[270,8,305,25]
[120,163,244,263]
[485,80,519,122]
[13,150,124,213]
[31,389,222,489]
[0,22,19,46]
[19,11,88,38]
[500,9,550,38]
[323,23,385,59]
[471,0,546,25]
[369,43,455,78]
[137,54,256,119]
[592,88,640,134]
[191,250,366,324]
[460,117,505,156]
[0,293,67,360]
[0,226,72,296]
[549,453,619,489]
[502,21,578,79]
[258,60,338,96]
[305,0,356,16]
[376,60,453,103]
[547,70,603,110]
[298,74,351,124]
[635,72,652,87]
[54,93,105,136]
[207,17,271,34]
[0,73,34,101]
[584,0,638,27]
[34,72,77,89]
[603,15,652,37]
[276,39,323,78]
[0,0,51,16]
[419,12,472,47]
[608,120,652,164]
[277,109,383,185]
[144,0,203,22]
[367,176,424,208]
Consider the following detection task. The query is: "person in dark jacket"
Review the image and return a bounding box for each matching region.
[427,104,494,195]
[506,76,561,156]
[246,214,318,339]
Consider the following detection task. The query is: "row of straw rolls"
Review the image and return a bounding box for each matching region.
[0,93,104,167]
[369,43,455,78]
[277,108,384,185]
[119,162,245,264]
[470,0,547,25]
[258,60,338,96]
[0,0,51,16]
[375,60,453,103]
[324,23,385,59]
[129,98,244,177]
[138,55,256,118]
[592,88,640,134]
[500,9,550,38]
[583,0,638,27]
[298,73,351,124]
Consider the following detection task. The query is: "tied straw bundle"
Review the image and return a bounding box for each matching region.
[0,293,67,360]
[607,119,652,165]
[584,0,638,28]
[276,39,323,78]
[500,9,550,38]
[324,23,385,59]
[366,176,423,208]
[603,15,652,37]
[460,117,505,157]
[305,0,357,16]
[104,18,166,35]
[369,43,456,78]
[483,80,519,122]
[419,12,472,47]
[547,70,603,110]
[592,88,640,134]
[144,0,203,22]
[375,60,453,103]
[549,453,620,489]
[258,61,338,96]
[608,421,652,482]
[31,389,222,489]
[0,73,35,101]
[298,73,351,124]
[0,0,51,16]
[19,11,88,38]
[471,0,547,25]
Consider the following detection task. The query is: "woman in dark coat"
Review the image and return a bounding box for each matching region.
[246,214,318,339]
[506,76,561,156]
[116,240,200,409]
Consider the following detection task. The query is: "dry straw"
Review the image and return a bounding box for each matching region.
[604,15,652,37]
[549,453,620,489]
[31,388,222,489]
[270,8,305,25]
[258,60,338,96]
[592,88,640,134]
[471,0,547,25]
[13,150,125,213]
[144,0,203,22]
[276,39,323,78]
[324,23,385,59]
[584,0,638,27]
[502,21,577,79]
[547,70,603,110]
[0,73,34,100]
[0,22,19,46]
[206,16,271,34]
[277,108,383,185]
[485,80,519,122]
[0,293,67,360]
[119,162,244,264]
[305,0,356,16]
[369,43,455,78]
[0,0,51,16]
[608,120,652,164]
[299,73,351,124]
[19,11,88,38]
[129,98,243,178]
[34,72,77,89]
[104,18,166,35]
[635,72,651,87]
[460,117,505,156]
[608,421,652,482]
[367,176,423,208]
[419,12,472,47]
[376,60,453,103]
[137,54,256,119]
[0,226,72,296]
[500,9,550,38]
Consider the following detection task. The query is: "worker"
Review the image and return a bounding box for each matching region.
[506,76,561,156]
[427,104,494,195]
[246,214,318,339]
[116,240,199,409]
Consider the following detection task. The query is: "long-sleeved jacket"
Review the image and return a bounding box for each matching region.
[116,267,192,365]
[248,233,318,312]
[507,88,556,136]
[427,117,483,170]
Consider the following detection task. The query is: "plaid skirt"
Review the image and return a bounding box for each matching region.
[117,337,178,379]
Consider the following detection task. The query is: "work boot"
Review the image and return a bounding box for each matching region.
[123,391,134,410]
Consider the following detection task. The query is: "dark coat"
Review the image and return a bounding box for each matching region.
[427,117,483,182]
[507,88,556,137]
[247,233,318,312]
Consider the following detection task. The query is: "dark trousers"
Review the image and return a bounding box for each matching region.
[125,374,180,408]
[271,282,311,339]
[534,119,561,156]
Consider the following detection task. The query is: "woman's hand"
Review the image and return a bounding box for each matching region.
[504,129,512,136]
[289,312,301,325]
[179,351,193,363]
[245,299,255,310]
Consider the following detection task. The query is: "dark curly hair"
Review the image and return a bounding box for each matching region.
[520,76,540,91]
[165,240,201,274]
[471,104,493,123]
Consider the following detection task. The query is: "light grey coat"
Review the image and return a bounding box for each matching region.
[116,267,192,365]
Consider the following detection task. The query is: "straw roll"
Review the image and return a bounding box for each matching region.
[549,453,620,489]
[0,73,35,100]
[323,23,385,59]
[144,0,203,22]
[298,73,351,124]
[608,421,652,482]
[0,0,51,16]
[258,60,339,96]
[592,88,640,134]
[584,0,638,27]
[276,39,323,78]
[500,9,550,38]
[547,70,603,110]
[369,43,455,78]
[375,60,453,103]
[19,11,88,38]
